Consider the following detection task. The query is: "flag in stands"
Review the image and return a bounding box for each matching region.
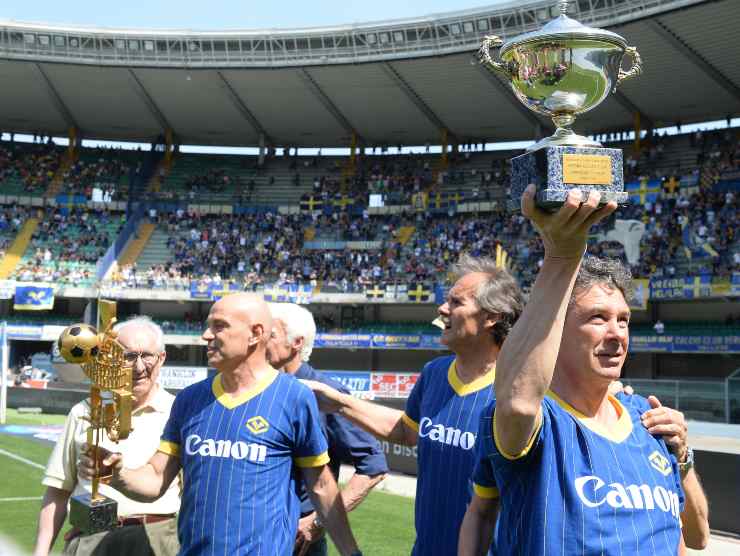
[288,284,313,304]
[625,178,660,204]
[683,275,712,299]
[365,284,385,299]
[14,285,54,310]
[300,195,323,211]
[189,281,214,300]
[407,283,432,303]
[262,284,290,302]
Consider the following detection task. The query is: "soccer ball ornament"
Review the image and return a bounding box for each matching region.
[58,324,100,364]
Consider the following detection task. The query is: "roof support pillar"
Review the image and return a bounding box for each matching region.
[33,63,78,134]
[298,69,359,145]
[217,71,272,145]
[381,62,452,141]
[649,19,740,102]
[127,69,175,139]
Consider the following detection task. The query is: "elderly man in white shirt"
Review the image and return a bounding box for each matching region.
[33,317,180,556]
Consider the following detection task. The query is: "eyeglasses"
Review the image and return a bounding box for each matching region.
[122,351,160,365]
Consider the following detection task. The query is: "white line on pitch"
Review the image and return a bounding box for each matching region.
[0,496,42,502]
[0,447,45,470]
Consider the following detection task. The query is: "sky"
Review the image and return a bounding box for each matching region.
[2,1,507,30]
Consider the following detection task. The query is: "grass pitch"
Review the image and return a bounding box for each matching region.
[0,410,415,555]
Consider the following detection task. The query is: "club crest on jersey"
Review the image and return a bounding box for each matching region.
[648,450,672,476]
[246,416,269,434]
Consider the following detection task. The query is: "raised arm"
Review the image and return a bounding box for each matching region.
[302,379,418,446]
[302,464,360,556]
[78,446,181,503]
[494,187,615,456]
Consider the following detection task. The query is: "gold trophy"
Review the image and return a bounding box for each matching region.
[57,300,133,534]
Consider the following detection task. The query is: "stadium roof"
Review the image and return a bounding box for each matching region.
[0,0,737,147]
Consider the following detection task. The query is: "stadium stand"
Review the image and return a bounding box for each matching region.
[10,207,124,285]
[0,140,64,195]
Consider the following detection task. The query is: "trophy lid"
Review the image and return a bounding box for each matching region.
[500,1,627,54]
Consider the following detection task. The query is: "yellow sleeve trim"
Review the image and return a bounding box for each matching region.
[401,413,419,433]
[158,440,180,456]
[492,408,542,461]
[473,483,499,499]
[295,452,330,468]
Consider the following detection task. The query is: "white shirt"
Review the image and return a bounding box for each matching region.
[42,386,180,517]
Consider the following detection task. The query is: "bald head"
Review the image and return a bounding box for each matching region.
[203,293,273,372]
[213,293,272,331]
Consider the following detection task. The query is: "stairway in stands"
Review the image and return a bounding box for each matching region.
[43,149,77,197]
[0,217,39,279]
[116,222,156,268]
[133,227,175,271]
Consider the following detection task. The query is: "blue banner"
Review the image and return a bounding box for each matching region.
[630,334,739,353]
[189,281,214,300]
[315,334,372,348]
[314,333,442,350]
[320,371,372,395]
[372,334,422,349]
[14,285,54,310]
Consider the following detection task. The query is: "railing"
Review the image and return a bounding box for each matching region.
[625,378,740,424]
[0,0,704,68]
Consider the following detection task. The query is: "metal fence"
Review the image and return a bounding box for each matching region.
[625,378,740,424]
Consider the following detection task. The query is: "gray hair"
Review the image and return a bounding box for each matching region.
[450,253,525,347]
[571,256,633,306]
[113,316,166,353]
[268,303,316,362]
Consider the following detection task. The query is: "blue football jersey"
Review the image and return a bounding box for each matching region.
[476,392,684,555]
[159,370,329,556]
[403,355,498,556]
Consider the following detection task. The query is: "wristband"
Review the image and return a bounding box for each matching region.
[678,446,694,476]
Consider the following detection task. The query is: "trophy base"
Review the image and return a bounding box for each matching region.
[69,492,118,535]
[509,145,628,211]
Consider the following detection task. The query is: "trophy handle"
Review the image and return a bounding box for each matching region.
[479,35,512,77]
[616,46,642,87]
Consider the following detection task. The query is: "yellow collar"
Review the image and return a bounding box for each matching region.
[212,369,278,409]
[546,390,633,443]
[447,359,495,397]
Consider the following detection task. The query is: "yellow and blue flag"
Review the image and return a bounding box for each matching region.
[14,285,55,310]
[625,178,660,204]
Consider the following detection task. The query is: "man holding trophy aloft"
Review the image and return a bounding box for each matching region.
[462,1,709,553]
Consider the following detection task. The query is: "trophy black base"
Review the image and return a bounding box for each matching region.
[69,492,118,535]
[509,145,628,211]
